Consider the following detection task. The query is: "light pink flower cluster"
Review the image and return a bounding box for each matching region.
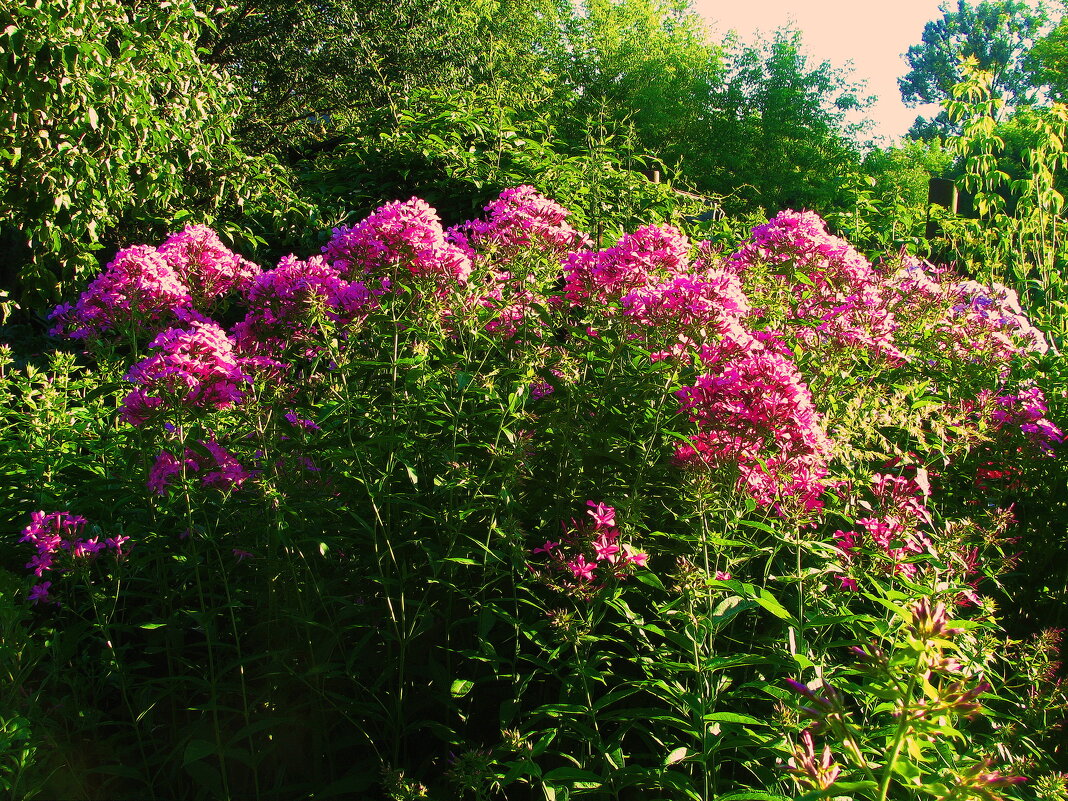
[147,439,253,496]
[529,501,648,597]
[562,224,690,307]
[447,186,590,262]
[121,321,251,426]
[19,511,129,605]
[232,254,378,358]
[729,210,902,360]
[323,197,472,285]
[156,224,261,306]
[475,274,544,341]
[834,473,936,589]
[48,245,194,341]
[889,258,1049,366]
[674,344,831,511]
[947,280,1049,362]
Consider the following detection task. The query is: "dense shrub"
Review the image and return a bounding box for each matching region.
[1,187,1065,800]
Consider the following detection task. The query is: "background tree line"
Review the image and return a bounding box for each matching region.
[3,0,1068,309]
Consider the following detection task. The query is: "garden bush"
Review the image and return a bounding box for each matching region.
[1,186,1065,800]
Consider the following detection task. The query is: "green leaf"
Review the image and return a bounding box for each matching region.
[183,739,216,766]
[450,679,474,698]
[664,746,688,765]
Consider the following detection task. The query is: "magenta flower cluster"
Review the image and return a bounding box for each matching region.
[447,185,590,263]
[323,197,472,286]
[674,346,831,512]
[232,254,379,359]
[20,511,129,605]
[148,439,253,496]
[121,321,251,426]
[49,245,195,341]
[529,502,648,596]
[621,263,752,364]
[157,224,261,307]
[729,210,902,360]
[562,224,691,307]
[49,226,261,342]
[834,473,936,589]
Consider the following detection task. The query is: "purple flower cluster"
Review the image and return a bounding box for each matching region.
[49,246,194,341]
[529,502,648,597]
[121,321,251,426]
[147,439,253,496]
[156,224,261,307]
[562,224,690,307]
[19,511,129,605]
[988,383,1064,453]
[447,185,590,263]
[323,197,472,286]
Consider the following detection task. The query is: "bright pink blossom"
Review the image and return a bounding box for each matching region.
[49,245,194,341]
[121,321,251,425]
[323,198,472,286]
[157,224,260,306]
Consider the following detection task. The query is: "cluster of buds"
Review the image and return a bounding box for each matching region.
[938,758,1027,800]
[782,597,1020,796]
[909,597,965,641]
[786,730,841,791]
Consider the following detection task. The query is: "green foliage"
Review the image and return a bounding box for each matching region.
[305,87,712,240]
[0,0,315,301]
[200,0,494,157]
[702,28,871,215]
[899,0,1047,138]
[831,139,953,257]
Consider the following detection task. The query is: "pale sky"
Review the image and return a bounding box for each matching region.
[691,0,974,143]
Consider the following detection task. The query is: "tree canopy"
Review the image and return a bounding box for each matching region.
[899,0,1047,137]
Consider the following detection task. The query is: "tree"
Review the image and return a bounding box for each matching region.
[198,0,496,159]
[1027,1,1068,100]
[899,0,1047,138]
[0,0,311,301]
[701,28,872,213]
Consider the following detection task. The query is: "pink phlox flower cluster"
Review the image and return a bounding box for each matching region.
[19,511,128,605]
[621,266,753,363]
[121,321,250,425]
[730,211,903,360]
[49,245,193,341]
[834,473,936,586]
[478,275,543,340]
[674,348,831,512]
[447,186,591,262]
[529,502,648,596]
[323,198,472,286]
[148,439,253,496]
[156,224,260,305]
[731,210,875,288]
[562,224,690,307]
[988,383,1064,453]
[232,254,378,358]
